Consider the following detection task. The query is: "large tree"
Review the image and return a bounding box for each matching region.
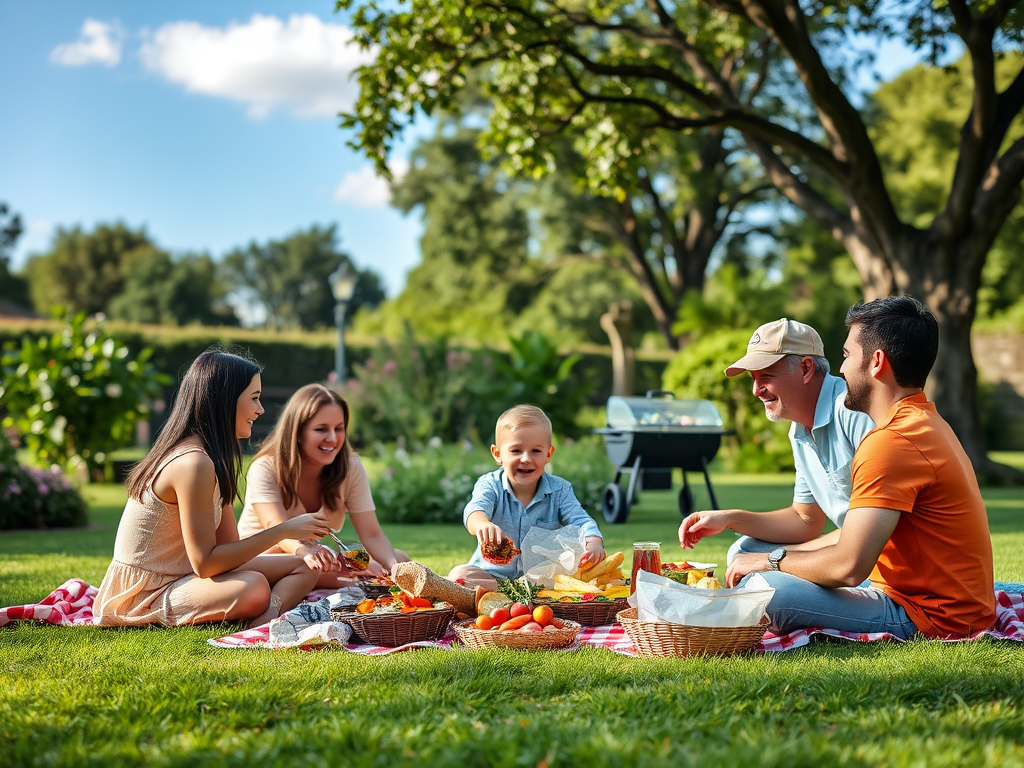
[0,202,30,308]
[25,223,153,315]
[108,250,240,327]
[223,224,384,330]
[339,0,1024,480]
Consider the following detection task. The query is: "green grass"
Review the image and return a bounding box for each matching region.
[2,463,1024,767]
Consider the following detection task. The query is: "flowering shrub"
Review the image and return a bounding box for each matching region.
[367,437,613,525]
[0,431,87,530]
[0,311,170,480]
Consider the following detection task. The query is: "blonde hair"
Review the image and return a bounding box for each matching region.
[255,384,352,511]
[494,404,552,446]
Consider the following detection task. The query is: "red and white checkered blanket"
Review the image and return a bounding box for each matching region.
[4,579,1023,656]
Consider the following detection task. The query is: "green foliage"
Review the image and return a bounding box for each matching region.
[0,312,171,480]
[370,444,494,524]
[345,328,484,446]
[224,224,384,331]
[0,201,30,308]
[0,431,87,530]
[662,329,793,472]
[25,223,154,316]
[673,263,789,340]
[108,250,239,327]
[474,331,589,440]
[369,437,613,525]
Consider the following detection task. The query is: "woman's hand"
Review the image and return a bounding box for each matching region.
[284,511,332,541]
[298,542,336,572]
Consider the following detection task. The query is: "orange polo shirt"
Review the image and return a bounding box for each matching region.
[848,393,995,638]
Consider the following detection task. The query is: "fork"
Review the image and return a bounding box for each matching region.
[325,530,351,552]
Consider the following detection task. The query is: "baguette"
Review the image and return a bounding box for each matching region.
[579,551,624,582]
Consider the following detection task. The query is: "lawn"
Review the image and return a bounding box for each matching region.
[2,457,1023,767]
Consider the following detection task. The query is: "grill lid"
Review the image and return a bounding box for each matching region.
[606,391,723,430]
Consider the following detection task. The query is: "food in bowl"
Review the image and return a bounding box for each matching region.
[342,548,371,570]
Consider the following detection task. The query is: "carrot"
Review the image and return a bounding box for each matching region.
[549,617,565,629]
[356,599,376,614]
[498,615,535,632]
[409,597,432,608]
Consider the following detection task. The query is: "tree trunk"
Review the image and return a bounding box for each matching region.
[871,233,1024,484]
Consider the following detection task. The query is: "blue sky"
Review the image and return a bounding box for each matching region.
[1,2,926,301]
[1,0,428,297]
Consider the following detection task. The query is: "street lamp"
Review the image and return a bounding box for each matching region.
[328,262,358,384]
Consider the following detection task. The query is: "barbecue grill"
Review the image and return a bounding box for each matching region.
[595,391,728,523]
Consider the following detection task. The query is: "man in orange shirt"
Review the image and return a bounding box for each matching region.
[726,296,996,639]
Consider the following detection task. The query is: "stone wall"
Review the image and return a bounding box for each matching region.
[973,333,1024,450]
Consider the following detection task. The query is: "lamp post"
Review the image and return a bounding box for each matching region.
[328,262,358,385]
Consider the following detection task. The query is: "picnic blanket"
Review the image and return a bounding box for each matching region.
[4,579,1023,656]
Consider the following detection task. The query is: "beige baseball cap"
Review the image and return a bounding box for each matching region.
[725,318,825,377]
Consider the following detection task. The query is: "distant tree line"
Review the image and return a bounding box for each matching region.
[0,218,384,330]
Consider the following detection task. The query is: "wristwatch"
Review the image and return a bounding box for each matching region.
[767,547,787,571]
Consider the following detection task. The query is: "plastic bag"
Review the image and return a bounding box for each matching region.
[521,525,586,587]
[627,570,775,628]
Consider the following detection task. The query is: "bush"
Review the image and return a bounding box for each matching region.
[662,329,793,472]
[0,312,170,480]
[368,437,614,525]
[0,431,87,530]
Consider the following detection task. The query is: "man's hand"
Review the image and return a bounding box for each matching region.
[678,511,729,549]
[725,551,770,588]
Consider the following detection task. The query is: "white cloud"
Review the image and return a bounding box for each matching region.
[51,19,124,67]
[139,14,375,119]
[333,160,409,208]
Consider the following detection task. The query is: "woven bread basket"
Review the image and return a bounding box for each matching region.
[544,599,629,627]
[331,607,454,647]
[453,618,582,650]
[616,607,769,658]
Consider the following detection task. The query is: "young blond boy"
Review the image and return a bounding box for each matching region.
[447,405,605,591]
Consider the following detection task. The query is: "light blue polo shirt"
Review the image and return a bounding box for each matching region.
[463,469,603,578]
[790,374,876,527]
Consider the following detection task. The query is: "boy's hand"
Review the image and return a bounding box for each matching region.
[475,523,504,547]
[579,538,606,568]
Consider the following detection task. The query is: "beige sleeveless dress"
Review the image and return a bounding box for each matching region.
[94,440,231,627]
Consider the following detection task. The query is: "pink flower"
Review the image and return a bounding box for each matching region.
[382,361,397,376]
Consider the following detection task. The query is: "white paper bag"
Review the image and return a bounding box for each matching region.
[521,525,586,587]
[627,570,775,627]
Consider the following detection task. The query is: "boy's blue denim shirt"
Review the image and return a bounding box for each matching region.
[463,468,602,578]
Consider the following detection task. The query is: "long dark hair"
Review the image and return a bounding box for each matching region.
[128,348,262,506]
[255,384,352,512]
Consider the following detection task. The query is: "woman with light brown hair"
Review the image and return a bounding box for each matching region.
[238,383,407,587]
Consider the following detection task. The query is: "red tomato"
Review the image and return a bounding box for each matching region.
[509,602,531,618]
[490,607,511,625]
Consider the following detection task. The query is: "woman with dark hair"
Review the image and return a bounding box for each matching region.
[238,383,408,588]
[95,350,331,628]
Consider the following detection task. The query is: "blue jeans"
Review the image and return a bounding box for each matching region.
[742,570,920,639]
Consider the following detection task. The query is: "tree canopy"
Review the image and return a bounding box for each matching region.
[339,0,1024,479]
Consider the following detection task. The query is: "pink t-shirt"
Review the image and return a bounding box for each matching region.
[237,454,375,542]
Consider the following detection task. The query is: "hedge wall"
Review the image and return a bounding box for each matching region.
[0,320,671,441]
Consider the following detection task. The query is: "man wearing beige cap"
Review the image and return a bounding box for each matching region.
[679,318,875,565]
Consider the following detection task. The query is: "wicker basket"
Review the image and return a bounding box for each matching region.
[616,607,769,658]
[453,619,582,650]
[356,581,394,599]
[543,599,629,627]
[331,607,454,647]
